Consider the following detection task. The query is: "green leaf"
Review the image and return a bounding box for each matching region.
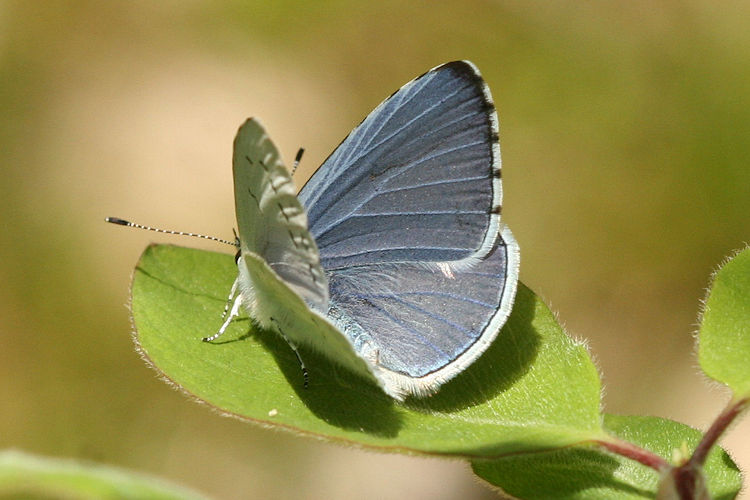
[131,244,604,456]
[0,449,208,500]
[471,414,742,500]
[699,246,750,397]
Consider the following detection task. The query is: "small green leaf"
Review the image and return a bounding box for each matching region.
[471,414,741,500]
[131,244,604,456]
[699,246,750,397]
[0,449,208,500]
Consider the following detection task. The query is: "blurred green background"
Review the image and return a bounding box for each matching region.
[2,1,748,498]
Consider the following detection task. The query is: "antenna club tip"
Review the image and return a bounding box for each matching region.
[105,217,130,226]
[294,148,305,162]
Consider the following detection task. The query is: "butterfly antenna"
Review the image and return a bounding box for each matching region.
[290,148,304,176]
[105,217,238,247]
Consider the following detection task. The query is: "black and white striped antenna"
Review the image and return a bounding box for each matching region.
[105,217,238,247]
[290,147,304,176]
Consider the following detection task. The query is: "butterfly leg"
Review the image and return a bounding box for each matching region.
[221,278,240,320]
[203,284,242,342]
[270,317,309,389]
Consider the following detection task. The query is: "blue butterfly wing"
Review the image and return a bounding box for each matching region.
[298,61,519,397]
[326,229,517,380]
[298,61,503,271]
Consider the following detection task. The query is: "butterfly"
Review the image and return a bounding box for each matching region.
[209,60,520,401]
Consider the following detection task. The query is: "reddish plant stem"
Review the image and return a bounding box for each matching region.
[598,397,748,499]
[667,396,750,499]
[687,396,749,469]
[672,463,707,500]
[594,437,669,471]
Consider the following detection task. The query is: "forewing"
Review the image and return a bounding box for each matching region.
[298,61,502,270]
[233,118,328,309]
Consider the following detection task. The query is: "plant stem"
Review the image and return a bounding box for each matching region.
[595,397,748,499]
[670,395,748,500]
[686,396,748,469]
[594,437,669,471]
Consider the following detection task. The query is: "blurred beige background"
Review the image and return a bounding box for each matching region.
[1,2,748,498]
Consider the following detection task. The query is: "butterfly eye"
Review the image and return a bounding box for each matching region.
[234,250,241,264]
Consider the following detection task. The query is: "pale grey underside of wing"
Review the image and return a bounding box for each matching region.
[233,118,328,311]
[298,61,502,271]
